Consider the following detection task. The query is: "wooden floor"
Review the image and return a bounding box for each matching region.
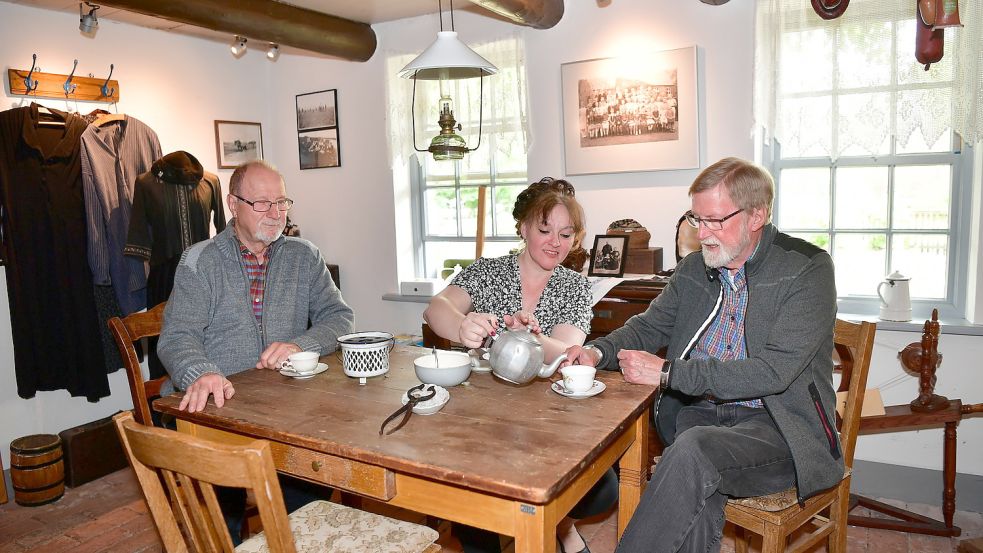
[1,468,981,553]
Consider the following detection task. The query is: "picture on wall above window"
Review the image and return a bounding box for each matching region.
[561,46,700,175]
[588,235,629,278]
[298,128,340,170]
[214,120,264,169]
[296,89,341,169]
[296,89,338,131]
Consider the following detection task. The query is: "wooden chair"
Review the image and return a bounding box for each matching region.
[113,411,440,553]
[108,302,168,426]
[724,318,877,553]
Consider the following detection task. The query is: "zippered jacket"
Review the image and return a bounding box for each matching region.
[158,224,354,394]
[589,224,843,501]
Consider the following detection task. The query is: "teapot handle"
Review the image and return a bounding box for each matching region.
[876,281,890,306]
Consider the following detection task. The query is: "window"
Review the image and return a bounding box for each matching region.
[387,35,530,279]
[757,3,972,318]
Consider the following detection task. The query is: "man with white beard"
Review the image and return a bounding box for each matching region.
[563,157,841,553]
[159,159,353,412]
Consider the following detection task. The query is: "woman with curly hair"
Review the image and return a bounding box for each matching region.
[424,177,615,553]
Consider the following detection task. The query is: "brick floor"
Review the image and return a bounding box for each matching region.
[1,468,980,552]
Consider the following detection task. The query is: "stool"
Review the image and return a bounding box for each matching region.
[10,434,65,507]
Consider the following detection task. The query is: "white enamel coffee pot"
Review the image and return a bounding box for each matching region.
[877,270,912,322]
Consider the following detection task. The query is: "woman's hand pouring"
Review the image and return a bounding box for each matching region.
[458,312,500,348]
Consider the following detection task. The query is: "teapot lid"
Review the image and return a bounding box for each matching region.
[885,270,910,281]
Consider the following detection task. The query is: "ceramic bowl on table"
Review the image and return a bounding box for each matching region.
[414,351,472,387]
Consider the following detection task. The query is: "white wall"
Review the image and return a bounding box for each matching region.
[0,0,980,481]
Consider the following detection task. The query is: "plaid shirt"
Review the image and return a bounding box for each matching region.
[690,266,764,408]
[238,242,273,326]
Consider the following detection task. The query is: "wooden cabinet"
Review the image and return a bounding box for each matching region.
[588,279,665,341]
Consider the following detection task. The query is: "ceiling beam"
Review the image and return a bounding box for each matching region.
[97,0,377,61]
[465,0,564,29]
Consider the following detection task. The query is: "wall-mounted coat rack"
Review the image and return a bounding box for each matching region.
[7,55,120,103]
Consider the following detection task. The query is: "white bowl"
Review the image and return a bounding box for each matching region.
[414,352,472,387]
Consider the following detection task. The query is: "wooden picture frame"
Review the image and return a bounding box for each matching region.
[588,235,629,277]
[296,89,341,169]
[561,46,700,175]
[214,120,263,169]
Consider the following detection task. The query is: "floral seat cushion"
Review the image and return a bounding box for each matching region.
[236,500,439,553]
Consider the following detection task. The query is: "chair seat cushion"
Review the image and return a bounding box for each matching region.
[236,500,439,553]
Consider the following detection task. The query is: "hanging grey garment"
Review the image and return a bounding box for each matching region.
[80,115,161,315]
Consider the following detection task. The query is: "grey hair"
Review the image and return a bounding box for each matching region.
[229,159,282,196]
[688,157,775,221]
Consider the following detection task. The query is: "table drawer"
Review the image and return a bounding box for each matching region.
[269,443,395,501]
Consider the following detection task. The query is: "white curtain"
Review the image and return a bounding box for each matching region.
[384,34,530,169]
[754,0,983,157]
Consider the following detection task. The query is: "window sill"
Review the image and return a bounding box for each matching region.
[837,313,983,336]
[382,293,432,304]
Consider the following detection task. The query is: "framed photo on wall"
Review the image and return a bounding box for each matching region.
[588,235,629,277]
[296,89,341,169]
[560,46,700,175]
[214,120,264,169]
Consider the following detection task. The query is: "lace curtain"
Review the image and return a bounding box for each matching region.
[754,0,983,159]
[385,34,530,169]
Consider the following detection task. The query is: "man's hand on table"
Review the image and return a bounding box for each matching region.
[618,349,663,387]
[178,373,235,412]
[257,342,303,370]
[562,344,600,367]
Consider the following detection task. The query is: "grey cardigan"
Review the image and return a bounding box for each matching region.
[589,224,842,501]
[158,224,354,394]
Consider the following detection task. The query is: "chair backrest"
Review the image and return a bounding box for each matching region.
[108,302,168,426]
[113,411,297,553]
[832,318,877,467]
[675,214,702,262]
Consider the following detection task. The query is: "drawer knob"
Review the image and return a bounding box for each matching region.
[311,460,322,472]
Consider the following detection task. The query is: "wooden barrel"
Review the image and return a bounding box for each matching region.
[10,434,64,507]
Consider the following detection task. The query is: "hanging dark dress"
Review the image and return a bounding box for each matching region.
[0,104,108,400]
[125,151,226,378]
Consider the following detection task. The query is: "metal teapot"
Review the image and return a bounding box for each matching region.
[877,270,912,322]
[487,328,568,385]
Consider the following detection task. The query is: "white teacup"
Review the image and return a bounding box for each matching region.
[560,365,596,393]
[280,351,319,374]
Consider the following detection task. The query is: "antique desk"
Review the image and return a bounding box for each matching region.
[155,346,657,553]
[588,278,666,341]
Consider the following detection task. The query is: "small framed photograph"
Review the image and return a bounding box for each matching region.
[214,120,264,169]
[298,128,341,169]
[296,89,338,131]
[588,235,629,277]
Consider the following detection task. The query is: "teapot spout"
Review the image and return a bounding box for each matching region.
[539,353,568,379]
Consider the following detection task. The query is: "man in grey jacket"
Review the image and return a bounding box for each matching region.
[565,158,841,553]
[158,159,353,412]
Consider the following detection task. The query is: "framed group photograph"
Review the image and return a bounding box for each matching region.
[560,46,700,175]
[214,120,264,169]
[295,89,341,169]
[588,235,629,277]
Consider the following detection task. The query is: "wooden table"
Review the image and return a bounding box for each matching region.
[155,346,657,553]
[849,400,965,536]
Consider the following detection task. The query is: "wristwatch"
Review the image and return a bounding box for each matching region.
[660,359,672,389]
[583,344,603,365]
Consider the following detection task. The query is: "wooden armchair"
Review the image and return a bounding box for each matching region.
[108,302,168,426]
[724,318,876,553]
[113,411,440,553]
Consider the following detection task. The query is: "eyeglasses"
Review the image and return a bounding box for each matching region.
[684,209,742,230]
[233,194,294,213]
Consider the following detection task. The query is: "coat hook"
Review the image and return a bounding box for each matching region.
[100,63,115,98]
[25,54,39,93]
[63,59,79,96]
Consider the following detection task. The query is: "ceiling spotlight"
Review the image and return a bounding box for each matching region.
[230,35,247,57]
[79,2,100,34]
[266,43,280,61]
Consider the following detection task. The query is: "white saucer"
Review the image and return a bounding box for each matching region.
[469,352,492,373]
[401,385,450,415]
[280,362,328,379]
[551,380,606,399]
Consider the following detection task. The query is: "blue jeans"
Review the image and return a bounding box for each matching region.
[616,401,796,553]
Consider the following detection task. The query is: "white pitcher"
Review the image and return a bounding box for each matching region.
[877,270,912,322]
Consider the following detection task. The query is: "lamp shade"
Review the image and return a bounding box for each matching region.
[398,31,498,80]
